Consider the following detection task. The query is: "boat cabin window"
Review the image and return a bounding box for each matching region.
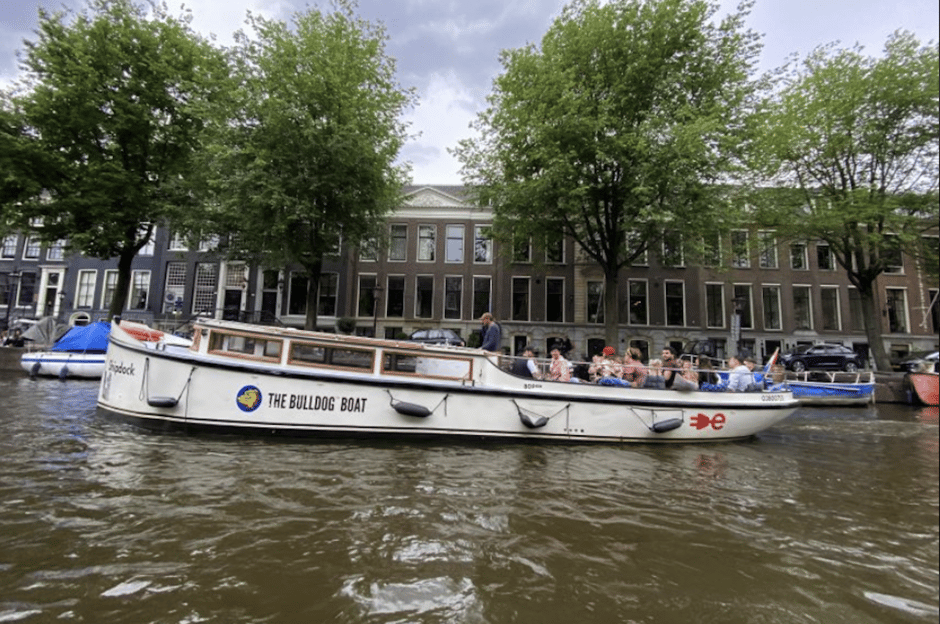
[382,351,473,381]
[289,342,374,371]
[208,331,283,362]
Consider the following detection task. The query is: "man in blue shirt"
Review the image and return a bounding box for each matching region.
[480,313,501,352]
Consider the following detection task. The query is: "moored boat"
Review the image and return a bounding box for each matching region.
[21,321,111,378]
[784,371,876,406]
[907,371,939,406]
[97,318,799,443]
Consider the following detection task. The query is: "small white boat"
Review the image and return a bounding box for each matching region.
[21,322,110,379]
[97,318,798,443]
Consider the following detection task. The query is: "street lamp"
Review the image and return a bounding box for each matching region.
[371,285,384,337]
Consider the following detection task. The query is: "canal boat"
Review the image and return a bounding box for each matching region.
[21,321,111,379]
[784,371,876,406]
[906,371,939,406]
[97,318,799,443]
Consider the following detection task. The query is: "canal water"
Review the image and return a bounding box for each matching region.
[0,375,936,624]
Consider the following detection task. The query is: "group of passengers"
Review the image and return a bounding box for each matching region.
[511,342,761,392]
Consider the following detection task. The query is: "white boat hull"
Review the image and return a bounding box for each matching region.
[97,321,799,443]
[21,351,106,378]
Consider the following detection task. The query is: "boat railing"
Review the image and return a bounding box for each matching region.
[784,370,874,384]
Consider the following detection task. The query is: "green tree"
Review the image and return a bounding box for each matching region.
[753,32,939,371]
[0,0,230,320]
[455,0,761,345]
[206,1,414,330]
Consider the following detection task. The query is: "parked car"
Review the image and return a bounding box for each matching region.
[408,328,465,347]
[898,350,939,373]
[779,344,864,372]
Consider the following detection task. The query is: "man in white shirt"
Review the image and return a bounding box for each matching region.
[726,355,757,392]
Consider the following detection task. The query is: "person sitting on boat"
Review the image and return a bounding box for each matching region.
[479,313,502,353]
[644,359,666,389]
[660,346,681,389]
[547,344,572,382]
[672,359,699,391]
[726,355,757,392]
[620,347,647,388]
[512,346,541,380]
[592,346,620,380]
[697,358,724,391]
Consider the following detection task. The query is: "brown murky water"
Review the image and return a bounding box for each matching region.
[0,375,937,623]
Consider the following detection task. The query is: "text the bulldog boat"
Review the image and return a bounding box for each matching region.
[97,319,799,443]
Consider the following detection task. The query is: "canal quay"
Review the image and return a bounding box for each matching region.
[0,367,937,623]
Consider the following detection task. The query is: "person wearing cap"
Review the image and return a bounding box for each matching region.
[726,354,757,392]
[511,345,541,379]
[547,343,571,382]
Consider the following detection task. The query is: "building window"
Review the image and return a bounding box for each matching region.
[820,287,841,331]
[706,283,725,328]
[359,238,378,262]
[793,285,812,330]
[1,235,17,258]
[169,232,188,251]
[473,277,491,319]
[628,280,648,325]
[415,276,434,318]
[358,275,377,317]
[389,224,407,261]
[513,236,531,263]
[817,243,835,271]
[193,264,218,314]
[883,236,904,274]
[75,270,97,309]
[474,226,492,264]
[164,262,186,310]
[287,272,308,315]
[317,273,338,317]
[546,278,564,323]
[23,237,41,259]
[848,288,864,331]
[17,272,35,306]
[758,231,777,269]
[885,288,908,333]
[665,281,684,326]
[545,235,564,263]
[47,240,65,261]
[733,284,753,329]
[198,235,219,252]
[761,285,782,331]
[128,270,150,310]
[512,277,529,321]
[661,230,683,267]
[445,225,464,263]
[444,276,462,320]
[703,233,721,267]
[730,231,749,268]
[587,280,604,324]
[101,270,118,310]
[386,276,405,317]
[417,225,436,262]
[790,243,808,270]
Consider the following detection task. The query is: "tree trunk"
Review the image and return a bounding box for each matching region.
[603,271,619,350]
[858,286,892,371]
[303,259,323,331]
[107,248,135,321]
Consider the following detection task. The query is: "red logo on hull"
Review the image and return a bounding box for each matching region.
[690,413,726,431]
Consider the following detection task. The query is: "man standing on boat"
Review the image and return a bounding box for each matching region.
[480,313,502,353]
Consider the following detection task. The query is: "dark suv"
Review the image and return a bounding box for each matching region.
[779,344,864,372]
[408,329,465,347]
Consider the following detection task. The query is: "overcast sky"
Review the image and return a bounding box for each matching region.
[2,0,938,184]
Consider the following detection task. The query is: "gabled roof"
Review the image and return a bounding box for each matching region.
[398,185,491,220]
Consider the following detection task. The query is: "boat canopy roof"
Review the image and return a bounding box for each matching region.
[51,322,111,352]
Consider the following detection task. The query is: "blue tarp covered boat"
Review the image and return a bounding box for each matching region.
[21,322,111,378]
